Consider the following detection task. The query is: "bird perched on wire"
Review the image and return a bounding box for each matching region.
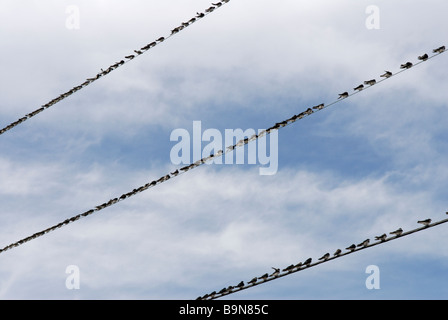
[375,233,387,241]
[248,277,258,285]
[125,55,135,60]
[418,53,429,61]
[236,281,244,288]
[258,273,269,281]
[417,218,431,227]
[433,46,445,53]
[196,12,205,18]
[381,71,393,78]
[357,239,370,248]
[294,262,303,269]
[346,244,356,251]
[333,249,342,256]
[313,103,325,110]
[364,79,376,86]
[212,2,223,6]
[354,84,364,91]
[318,253,330,261]
[271,267,280,277]
[283,264,295,272]
[218,287,227,294]
[390,228,403,236]
[205,6,216,12]
[338,92,349,99]
[303,258,312,266]
[400,62,413,69]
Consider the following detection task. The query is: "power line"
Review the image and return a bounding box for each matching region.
[0,0,231,137]
[197,213,448,300]
[0,46,445,256]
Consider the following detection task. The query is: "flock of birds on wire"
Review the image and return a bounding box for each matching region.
[197,213,447,300]
[0,0,231,136]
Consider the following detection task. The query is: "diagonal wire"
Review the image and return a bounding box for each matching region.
[0,46,445,256]
[0,0,231,137]
[198,213,448,300]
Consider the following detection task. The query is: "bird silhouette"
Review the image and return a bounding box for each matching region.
[271,267,280,277]
[258,273,269,281]
[375,233,387,241]
[318,253,330,261]
[212,2,223,6]
[295,262,303,269]
[313,103,325,110]
[418,53,429,61]
[303,258,312,266]
[390,228,403,236]
[205,6,216,12]
[417,218,431,227]
[400,62,413,69]
[346,244,356,251]
[196,12,205,18]
[218,287,227,294]
[364,79,376,86]
[433,46,445,53]
[236,281,244,288]
[156,37,165,42]
[248,277,258,285]
[354,84,364,91]
[125,55,135,60]
[338,92,349,99]
[381,71,393,78]
[357,239,370,247]
[283,264,295,272]
[333,249,342,256]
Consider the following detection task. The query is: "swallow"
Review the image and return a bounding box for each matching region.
[354,84,364,91]
[156,37,165,42]
[188,18,196,23]
[346,244,356,251]
[205,6,216,12]
[271,267,280,277]
[303,258,312,266]
[196,12,205,18]
[313,103,325,110]
[248,277,258,285]
[294,262,303,269]
[212,2,222,6]
[357,239,370,247]
[390,228,403,236]
[338,92,349,99]
[171,27,180,35]
[374,233,387,241]
[418,53,428,61]
[318,253,330,261]
[226,285,234,292]
[381,71,393,78]
[364,79,376,86]
[433,46,445,53]
[417,218,431,227]
[400,62,413,69]
[236,281,244,288]
[171,169,179,176]
[125,55,135,60]
[218,287,227,294]
[258,273,269,281]
[333,249,342,256]
[283,264,295,272]
[134,50,143,55]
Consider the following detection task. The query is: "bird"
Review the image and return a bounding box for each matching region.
[433,46,445,53]
[205,6,216,12]
[236,281,244,288]
[294,262,303,269]
[418,53,428,61]
[333,249,342,256]
[248,277,258,285]
[212,2,223,6]
[283,264,295,272]
[303,258,312,266]
[390,228,403,236]
[346,244,356,251]
[134,50,143,55]
[125,55,135,60]
[400,62,413,69]
[226,285,234,292]
[171,27,180,35]
[188,18,196,23]
[357,239,370,247]
[338,92,349,99]
[218,287,227,294]
[156,37,165,42]
[364,79,376,86]
[258,273,269,281]
[417,218,431,227]
[196,12,205,18]
[375,233,387,241]
[354,84,364,91]
[318,253,330,261]
[313,103,325,110]
[271,267,280,277]
[381,71,393,78]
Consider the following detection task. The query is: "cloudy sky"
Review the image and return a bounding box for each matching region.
[0,0,447,300]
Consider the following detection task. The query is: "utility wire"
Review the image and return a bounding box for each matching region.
[0,46,445,256]
[198,213,448,300]
[0,0,231,137]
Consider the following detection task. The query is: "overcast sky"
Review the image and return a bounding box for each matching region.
[0,0,447,300]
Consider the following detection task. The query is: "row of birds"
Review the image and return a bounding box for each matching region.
[337,45,446,100]
[197,215,446,300]
[0,1,231,135]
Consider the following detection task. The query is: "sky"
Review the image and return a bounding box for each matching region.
[0,0,447,300]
